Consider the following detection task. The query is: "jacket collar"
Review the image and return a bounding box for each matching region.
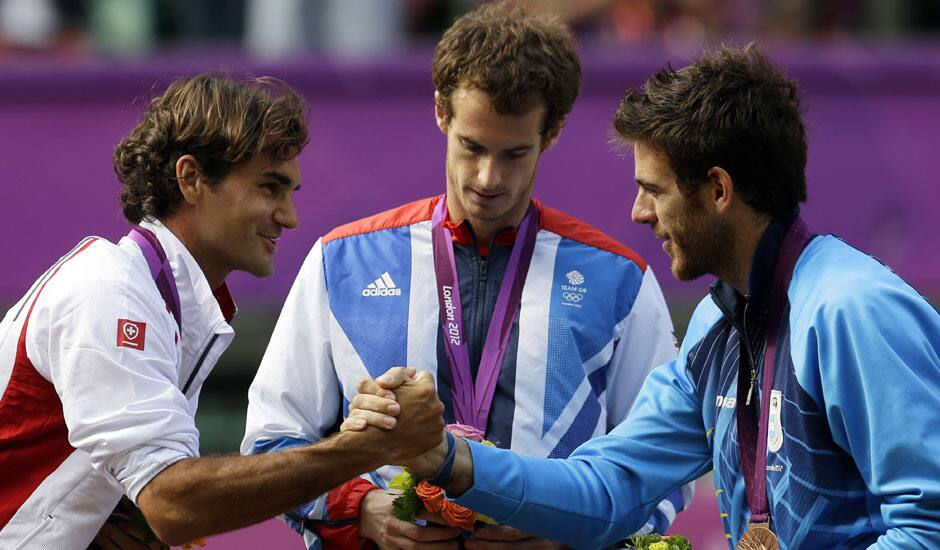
[443,199,531,257]
[709,209,799,323]
[138,219,237,337]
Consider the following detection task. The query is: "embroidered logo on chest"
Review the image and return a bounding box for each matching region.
[561,270,588,308]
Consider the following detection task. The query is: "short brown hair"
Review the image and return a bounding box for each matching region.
[432,2,581,137]
[114,72,309,224]
[614,44,808,219]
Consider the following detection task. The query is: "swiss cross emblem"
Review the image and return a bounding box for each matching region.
[117,319,147,350]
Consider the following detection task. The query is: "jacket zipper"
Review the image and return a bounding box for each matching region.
[471,252,488,372]
[182,333,220,396]
[742,302,759,406]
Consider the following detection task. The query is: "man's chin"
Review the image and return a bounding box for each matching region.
[243,260,275,279]
[466,202,510,219]
[671,259,707,282]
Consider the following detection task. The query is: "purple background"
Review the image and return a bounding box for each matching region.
[1,47,937,549]
[2,47,938,309]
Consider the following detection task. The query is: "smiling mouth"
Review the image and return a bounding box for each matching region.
[260,234,280,252]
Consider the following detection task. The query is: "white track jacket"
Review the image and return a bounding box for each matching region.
[0,220,235,549]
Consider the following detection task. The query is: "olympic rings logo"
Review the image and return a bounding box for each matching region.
[562,292,584,302]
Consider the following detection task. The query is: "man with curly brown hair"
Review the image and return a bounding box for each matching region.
[0,73,445,549]
[243,3,689,549]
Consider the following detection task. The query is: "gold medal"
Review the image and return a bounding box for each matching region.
[737,522,779,550]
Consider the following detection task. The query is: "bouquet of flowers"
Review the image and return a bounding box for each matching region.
[388,423,497,530]
[625,534,692,550]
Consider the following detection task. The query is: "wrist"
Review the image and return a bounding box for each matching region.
[426,432,457,486]
[443,438,474,496]
[327,430,387,471]
[358,489,386,542]
[407,433,450,478]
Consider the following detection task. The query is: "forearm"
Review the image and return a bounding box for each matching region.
[453,441,646,547]
[138,431,384,545]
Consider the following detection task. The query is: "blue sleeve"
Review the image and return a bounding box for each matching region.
[454,359,713,548]
[803,282,940,549]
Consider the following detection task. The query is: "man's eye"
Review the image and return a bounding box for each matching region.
[261,183,279,195]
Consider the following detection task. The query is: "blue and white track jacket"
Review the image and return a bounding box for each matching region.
[454,219,940,549]
[242,196,686,548]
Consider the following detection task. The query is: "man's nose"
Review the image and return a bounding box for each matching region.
[631,191,656,225]
[276,194,299,230]
[477,155,501,188]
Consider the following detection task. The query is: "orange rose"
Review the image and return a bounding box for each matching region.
[440,500,476,531]
[415,480,445,514]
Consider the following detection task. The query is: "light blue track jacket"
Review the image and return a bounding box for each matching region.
[455,225,940,549]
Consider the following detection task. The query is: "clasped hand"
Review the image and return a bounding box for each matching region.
[343,367,570,550]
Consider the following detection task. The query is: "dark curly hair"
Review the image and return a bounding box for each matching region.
[114,72,309,224]
[432,1,581,139]
[614,44,808,219]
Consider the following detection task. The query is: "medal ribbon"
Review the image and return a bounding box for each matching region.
[431,196,539,433]
[735,216,813,525]
[128,226,182,332]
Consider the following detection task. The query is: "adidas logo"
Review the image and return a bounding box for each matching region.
[362,272,402,297]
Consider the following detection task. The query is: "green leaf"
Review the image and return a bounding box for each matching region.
[625,533,692,550]
[666,534,692,550]
[392,487,422,522]
[626,534,663,549]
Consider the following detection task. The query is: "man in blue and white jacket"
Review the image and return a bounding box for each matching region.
[242,3,689,549]
[347,45,940,549]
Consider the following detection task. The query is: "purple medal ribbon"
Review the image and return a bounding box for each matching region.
[735,217,813,526]
[128,226,182,332]
[431,196,539,433]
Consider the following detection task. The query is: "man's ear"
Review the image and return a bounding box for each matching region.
[434,91,448,135]
[704,166,735,215]
[540,117,567,151]
[175,155,204,205]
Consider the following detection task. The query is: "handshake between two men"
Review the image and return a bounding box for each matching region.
[341,367,564,549]
[343,367,469,488]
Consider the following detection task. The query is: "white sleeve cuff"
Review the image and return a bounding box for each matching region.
[108,445,196,503]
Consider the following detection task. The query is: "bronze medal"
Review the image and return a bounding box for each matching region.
[737,523,779,550]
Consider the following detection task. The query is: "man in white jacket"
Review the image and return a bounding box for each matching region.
[0,72,444,549]
[242,4,691,549]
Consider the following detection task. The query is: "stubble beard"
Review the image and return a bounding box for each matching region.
[235,236,276,279]
[447,166,535,228]
[670,203,734,282]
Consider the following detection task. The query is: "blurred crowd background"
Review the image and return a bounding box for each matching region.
[1,2,938,547]
[1,0,939,60]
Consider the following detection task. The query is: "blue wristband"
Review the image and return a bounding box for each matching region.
[427,431,457,487]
